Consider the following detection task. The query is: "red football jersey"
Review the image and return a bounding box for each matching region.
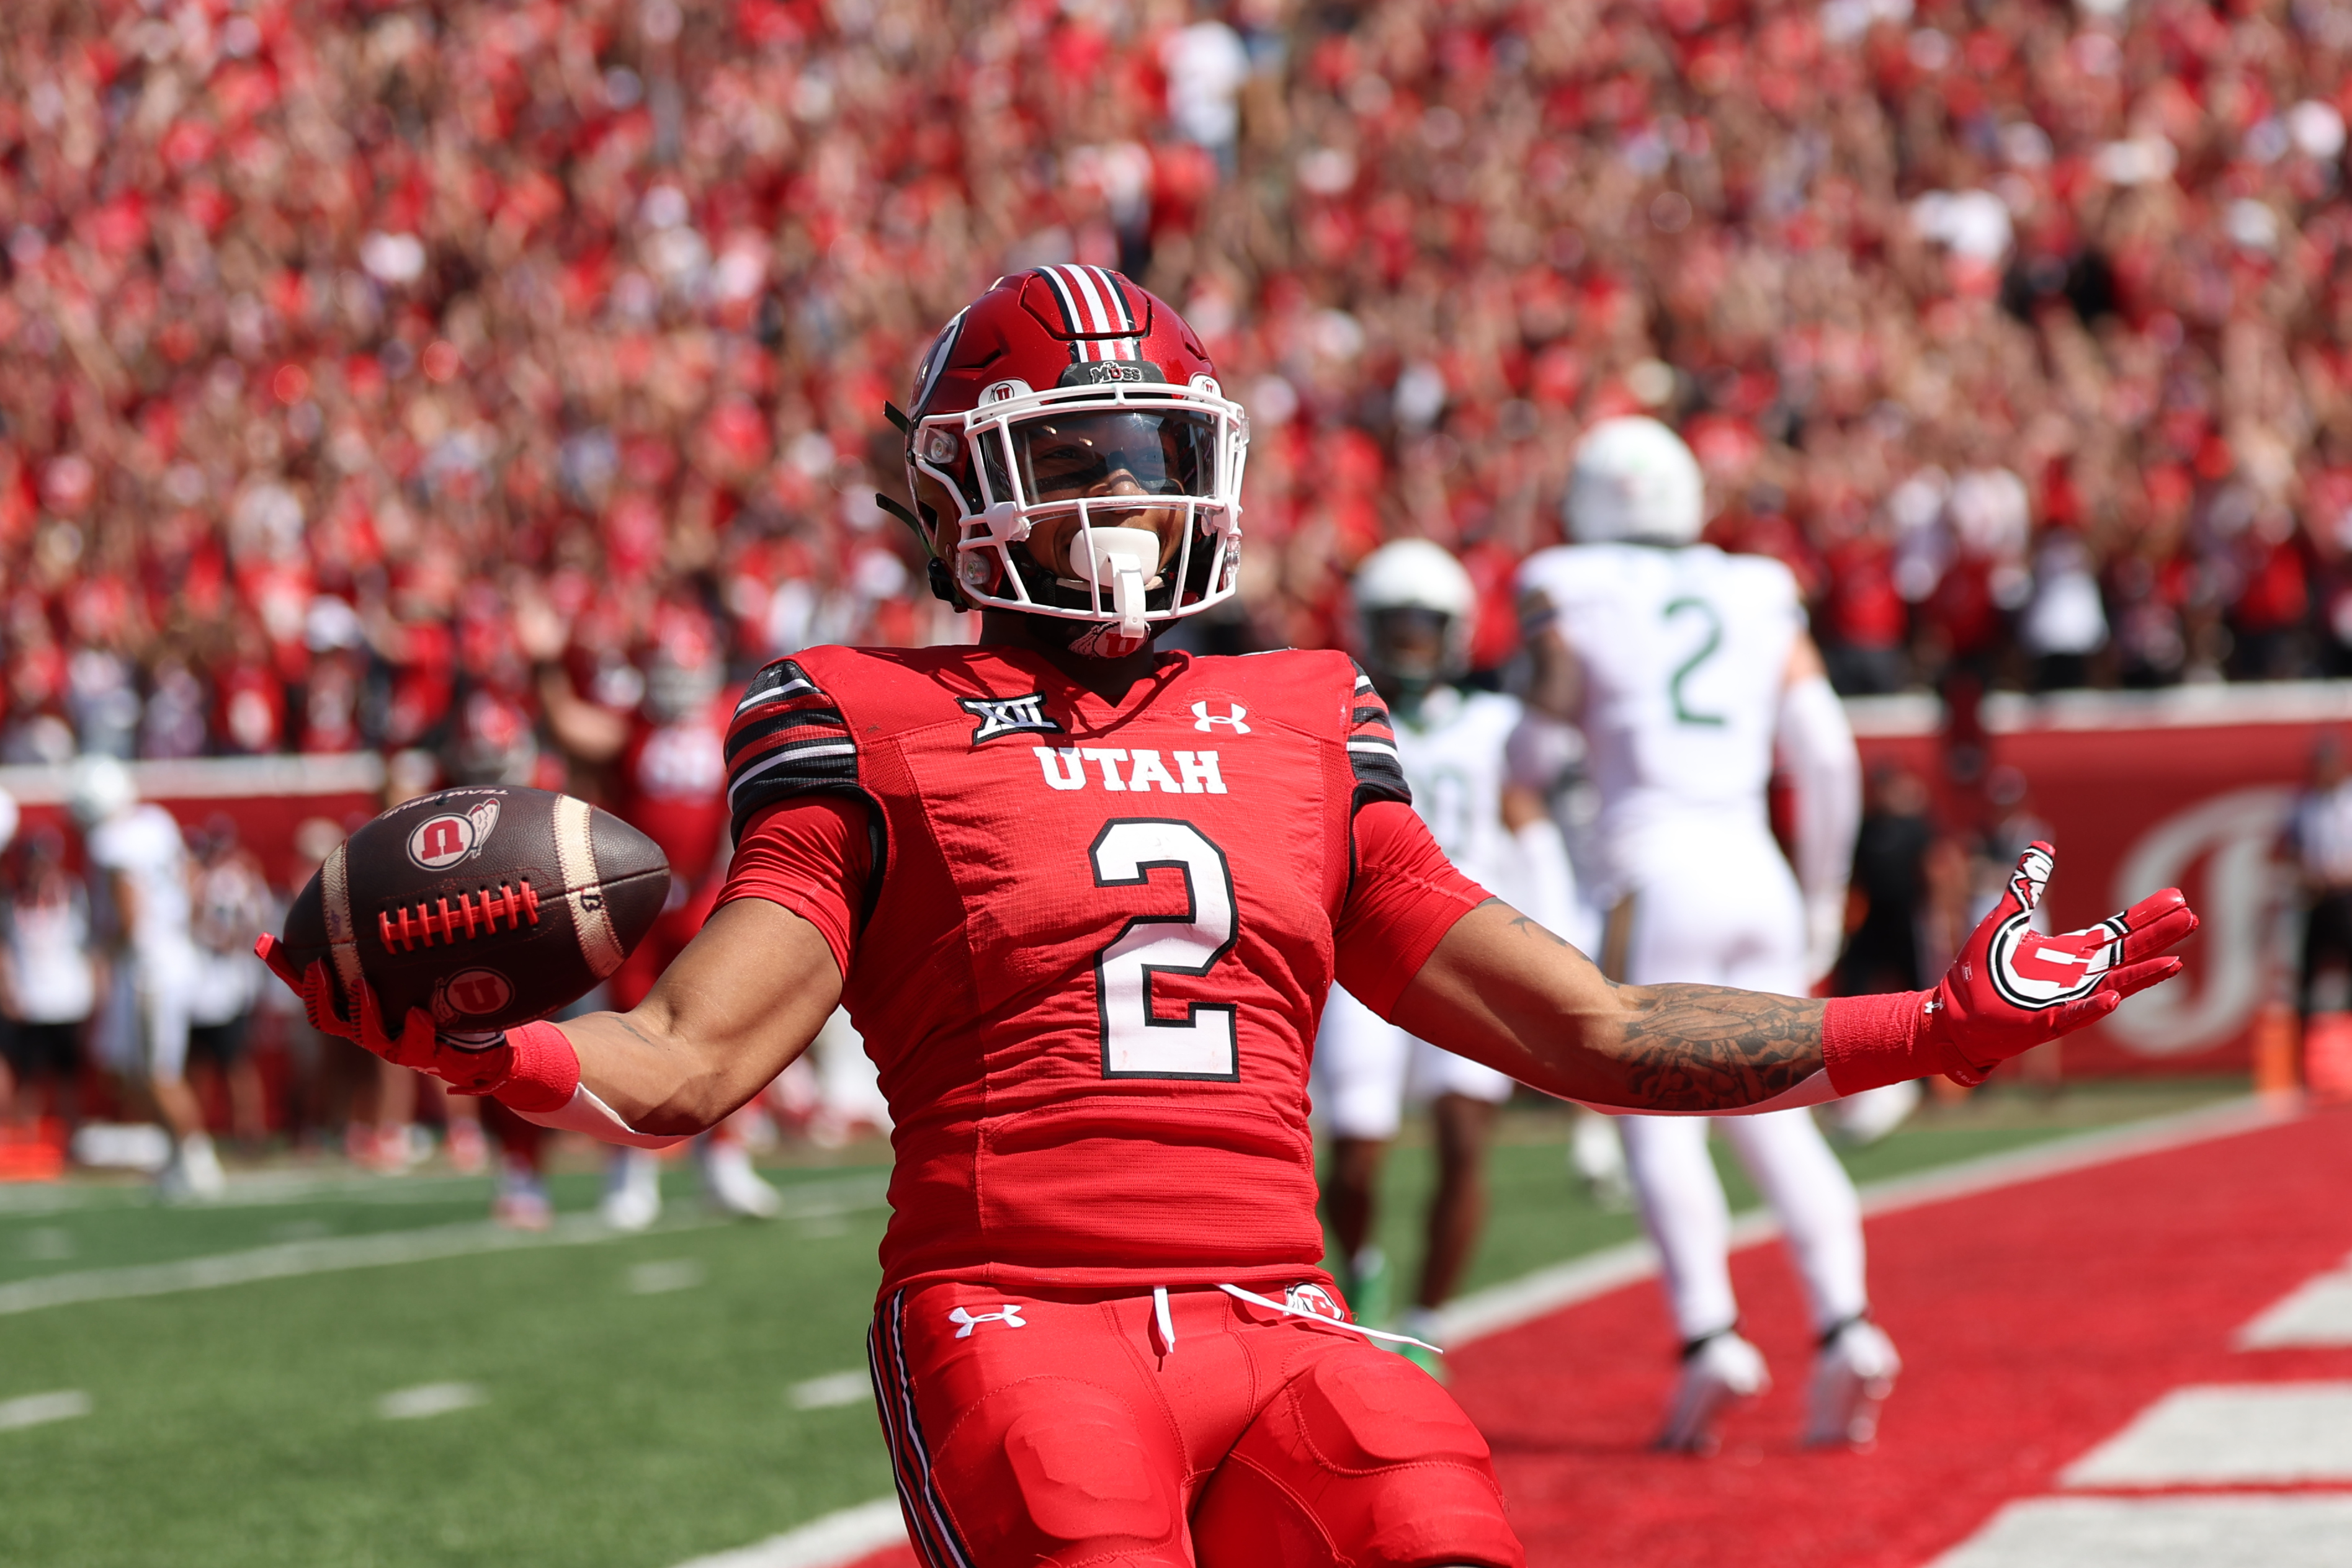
[718,645,1486,1295]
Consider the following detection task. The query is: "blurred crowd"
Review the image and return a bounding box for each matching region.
[6,0,2352,779]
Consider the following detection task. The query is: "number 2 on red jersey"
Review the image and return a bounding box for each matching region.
[1089,819,1240,1080]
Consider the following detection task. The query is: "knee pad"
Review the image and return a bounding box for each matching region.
[1195,1348,1524,1568]
[927,1377,1183,1562]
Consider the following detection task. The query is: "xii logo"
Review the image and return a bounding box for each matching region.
[961,692,1063,745]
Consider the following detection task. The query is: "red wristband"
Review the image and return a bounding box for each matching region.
[492,1020,581,1115]
[1821,991,1933,1096]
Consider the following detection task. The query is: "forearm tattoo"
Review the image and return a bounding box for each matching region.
[1488,899,1825,1110]
[1612,986,1825,1110]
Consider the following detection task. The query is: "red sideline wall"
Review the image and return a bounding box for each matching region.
[1846,682,2352,1077]
[0,754,383,889]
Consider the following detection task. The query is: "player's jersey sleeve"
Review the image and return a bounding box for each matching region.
[1333,798,1491,1018]
[716,796,874,979]
[724,657,861,844]
[1344,659,1413,813]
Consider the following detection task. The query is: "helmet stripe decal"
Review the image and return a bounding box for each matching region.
[1089,266,1136,331]
[1060,264,1116,333]
[1034,265,1087,336]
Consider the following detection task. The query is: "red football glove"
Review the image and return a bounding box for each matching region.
[254,935,578,1113]
[1822,843,2196,1094]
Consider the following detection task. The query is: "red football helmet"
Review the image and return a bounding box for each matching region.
[895,265,1249,657]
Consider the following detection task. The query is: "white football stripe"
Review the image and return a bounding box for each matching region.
[321,842,366,1009]
[552,795,625,981]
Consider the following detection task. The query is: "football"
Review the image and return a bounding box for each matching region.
[278,786,670,1035]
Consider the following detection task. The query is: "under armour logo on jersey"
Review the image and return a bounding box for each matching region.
[960,693,1062,744]
[1191,701,1251,734]
[949,1304,1027,1338]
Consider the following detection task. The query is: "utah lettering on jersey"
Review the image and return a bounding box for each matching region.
[1034,746,1227,794]
[960,692,1063,744]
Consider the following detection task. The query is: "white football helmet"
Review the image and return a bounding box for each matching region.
[1354,538,1476,694]
[1565,416,1706,545]
[66,754,135,830]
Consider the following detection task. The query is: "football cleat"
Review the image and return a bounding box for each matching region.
[1805,1317,1901,1448]
[1656,1329,1769,1454]
[1569,1110,1632,1212]
[697,1139,782,1220]
[492,1164,552,1232]
[158,1133,225,1203]
[444,1115,488,1175]
[600,1149,663,1232]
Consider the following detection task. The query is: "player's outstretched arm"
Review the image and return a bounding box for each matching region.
[261,896,843,1146]
[1392,844,2196,1113]
[553,896,844,1137]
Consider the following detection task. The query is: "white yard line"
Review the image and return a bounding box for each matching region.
[0,1172,889,1317]
[378,1382,488,1421]
[0,1390,92,1431]
[668,1499,910,1568]
[1439,1095,2292,1347]
[2061,1383,2352,1488]
[1928,1495,2352,1568]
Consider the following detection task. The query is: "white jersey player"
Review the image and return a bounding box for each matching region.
[1519,417,1905,1451]
[71,755,222,1200]
[1315,540,1581,1363]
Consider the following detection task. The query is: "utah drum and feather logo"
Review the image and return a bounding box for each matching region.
[406,799,501,871]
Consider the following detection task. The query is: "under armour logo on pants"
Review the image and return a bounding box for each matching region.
[949,1304,1027,1338]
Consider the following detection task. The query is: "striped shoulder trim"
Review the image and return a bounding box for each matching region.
[725,658,859,840]
[1344,658,1410,811]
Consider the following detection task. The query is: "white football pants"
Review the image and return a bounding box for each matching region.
[1316,983,1514,1142]
[1611,823,1869,1340]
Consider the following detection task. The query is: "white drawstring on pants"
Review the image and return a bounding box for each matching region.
[1152,1286,1176,1353]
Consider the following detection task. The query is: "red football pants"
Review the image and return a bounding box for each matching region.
[868,1280,1524,1568]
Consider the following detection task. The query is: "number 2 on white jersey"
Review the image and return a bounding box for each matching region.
[1663,595,1727,727]
[1089,819,1240,1080]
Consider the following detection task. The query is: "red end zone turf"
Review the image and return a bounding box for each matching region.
[1452,1104,2352,1567]
[821,1105,2352,1568]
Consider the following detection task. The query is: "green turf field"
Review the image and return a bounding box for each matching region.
[0,1079,2245,1568]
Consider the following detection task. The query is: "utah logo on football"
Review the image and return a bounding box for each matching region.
[960,692,1062,745]
[407,798,501,871]
[436,968,516,1021]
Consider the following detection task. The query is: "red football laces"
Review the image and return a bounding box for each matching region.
[377,880,542,952]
